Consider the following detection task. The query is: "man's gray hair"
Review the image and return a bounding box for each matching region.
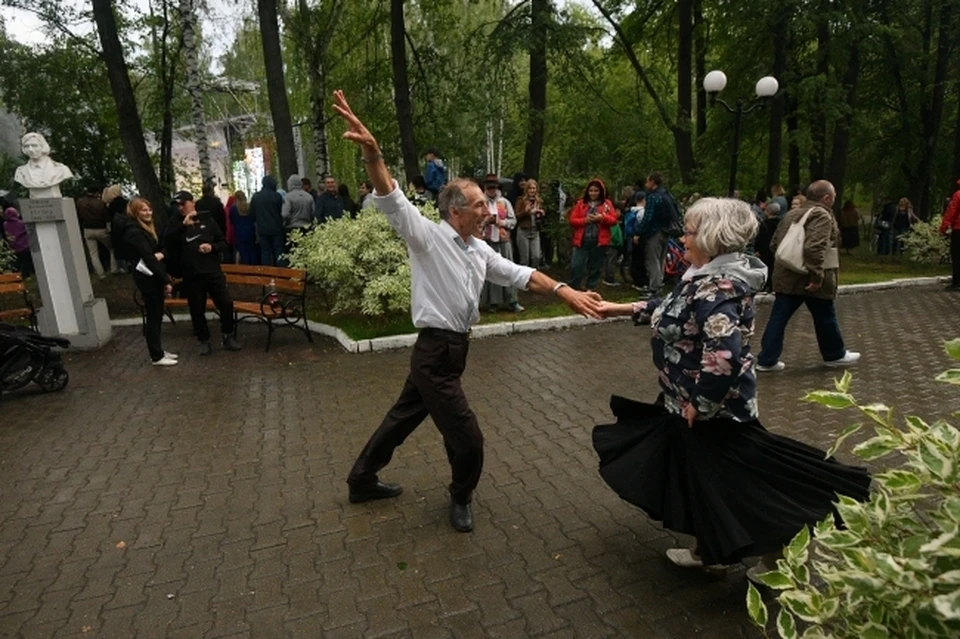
[684,197,759,257]
[806,180,835,203]
[437,178,473,220]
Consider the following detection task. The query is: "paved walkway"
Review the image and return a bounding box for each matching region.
[1,286,958,638]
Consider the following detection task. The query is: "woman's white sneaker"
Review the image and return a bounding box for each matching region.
[665,548,727,575]
[756,361,786,372]
[152,356,178,366]
[825,351,861,367]
[163,351,179,360]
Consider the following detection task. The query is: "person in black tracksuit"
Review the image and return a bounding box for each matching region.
[166,191,242,355]
[123,197,177,366]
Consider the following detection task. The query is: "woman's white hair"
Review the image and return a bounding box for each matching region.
[684,197,758,257]
[21,132,51,155]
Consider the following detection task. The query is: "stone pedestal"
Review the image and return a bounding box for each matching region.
[21,198,111,349]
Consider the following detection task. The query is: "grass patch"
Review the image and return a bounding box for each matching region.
[838,245,948,284]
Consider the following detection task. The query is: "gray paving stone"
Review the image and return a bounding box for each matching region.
[0,286,958,637]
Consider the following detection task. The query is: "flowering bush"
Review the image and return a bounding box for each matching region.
[0,239,15,273]
[901,215,949,264]
[285,200,441,315]
[746,340,960,638]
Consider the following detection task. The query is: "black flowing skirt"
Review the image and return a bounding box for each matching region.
[592,395,871,566]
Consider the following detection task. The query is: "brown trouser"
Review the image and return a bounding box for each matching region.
[347,328,483,504]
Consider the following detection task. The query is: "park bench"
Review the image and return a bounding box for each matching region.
[0,273,37,331]
[135,264,313,352]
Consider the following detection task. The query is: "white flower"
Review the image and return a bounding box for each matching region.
[702,313,735,339]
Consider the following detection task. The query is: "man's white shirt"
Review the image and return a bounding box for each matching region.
[373,182,534,333]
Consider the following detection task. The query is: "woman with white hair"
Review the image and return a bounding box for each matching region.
[591,198,870,582]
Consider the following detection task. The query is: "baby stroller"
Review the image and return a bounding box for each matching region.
[0,322,70,400]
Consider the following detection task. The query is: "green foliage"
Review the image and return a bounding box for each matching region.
[901,216,950,265]
[746,354,960,638]
[0,236,15,273]
[286,201,441,315]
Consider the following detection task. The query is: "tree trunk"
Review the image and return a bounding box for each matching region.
[766,12,788,189]
[92,0,166,223]
[179,0,212,184]
[257,0,299,181]
[310,60,331,178]
[391,0,419,183]
[786,94,800,190]
[808,18,829,181]
[953,80,960,187]
[693,0,706,138]
[827,42,861,214]
[675,0,696,183]
[911,0,952,218]
[523,0,548,180]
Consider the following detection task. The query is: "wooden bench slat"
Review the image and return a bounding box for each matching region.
[224,274,305,293]
[0,273,24,284]
[234,301,282,318]
[0,283,26,294]
[0,308,32,320]
[222,264,306,279]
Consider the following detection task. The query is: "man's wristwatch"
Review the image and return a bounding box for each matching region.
[552,282,568,295]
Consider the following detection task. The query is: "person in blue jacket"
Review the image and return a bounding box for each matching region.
[423,147,448,198]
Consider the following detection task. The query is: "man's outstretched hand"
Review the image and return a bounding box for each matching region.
[558,287,604,320]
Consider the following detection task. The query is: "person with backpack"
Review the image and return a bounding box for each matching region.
[639,172,680,293]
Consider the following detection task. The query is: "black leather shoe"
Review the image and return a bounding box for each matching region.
[348,481,403,504]
[198,341,212,356]
[450,502,473,532]
[222,335,242,351]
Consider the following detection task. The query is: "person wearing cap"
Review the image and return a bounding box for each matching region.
[332,90,603,533]
[422,147,447,198]
[166,190,242,355]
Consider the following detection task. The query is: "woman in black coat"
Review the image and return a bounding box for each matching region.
[124,197,177,366]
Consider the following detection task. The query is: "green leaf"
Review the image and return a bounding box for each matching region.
[755,569,795,590]
[860,403,893,425]
[834,369,853,393]
[912,608,951,636]
[852,436,898,461]
[806,390,856,409]
[935,369,960,386]
[860,623,890,639]
[876,469,923,492]
[785,526,811,562]
[935,570,960,585]
[904,415,930,435]
[746,582,768,628]
[943,498,960,522]
[780,590,820,622]
[920,527,958,553]
[933,589,960,620]
[920,440,953,480]
[396,561,408,570]
[944,338,960,361]
[826,423,863,459]
[800,629,831,639]
[777,608,798,639]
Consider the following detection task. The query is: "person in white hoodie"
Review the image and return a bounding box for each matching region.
[282,174,315,231]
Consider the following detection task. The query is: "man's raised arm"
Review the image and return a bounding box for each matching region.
[332,90,393,196]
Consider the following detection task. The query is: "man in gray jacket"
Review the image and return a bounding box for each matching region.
[756,180,860,371]
[282,174,315,231]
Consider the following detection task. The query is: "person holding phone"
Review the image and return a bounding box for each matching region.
[166,191,242,356]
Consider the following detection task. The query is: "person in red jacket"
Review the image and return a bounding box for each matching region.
[939,179,960,291]
[569,178,618,290]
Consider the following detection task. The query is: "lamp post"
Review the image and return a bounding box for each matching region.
[703,71,779,197]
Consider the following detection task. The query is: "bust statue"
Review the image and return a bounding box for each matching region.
[13,132,74,199]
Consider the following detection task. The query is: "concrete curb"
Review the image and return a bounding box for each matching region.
[109,275,951,353]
